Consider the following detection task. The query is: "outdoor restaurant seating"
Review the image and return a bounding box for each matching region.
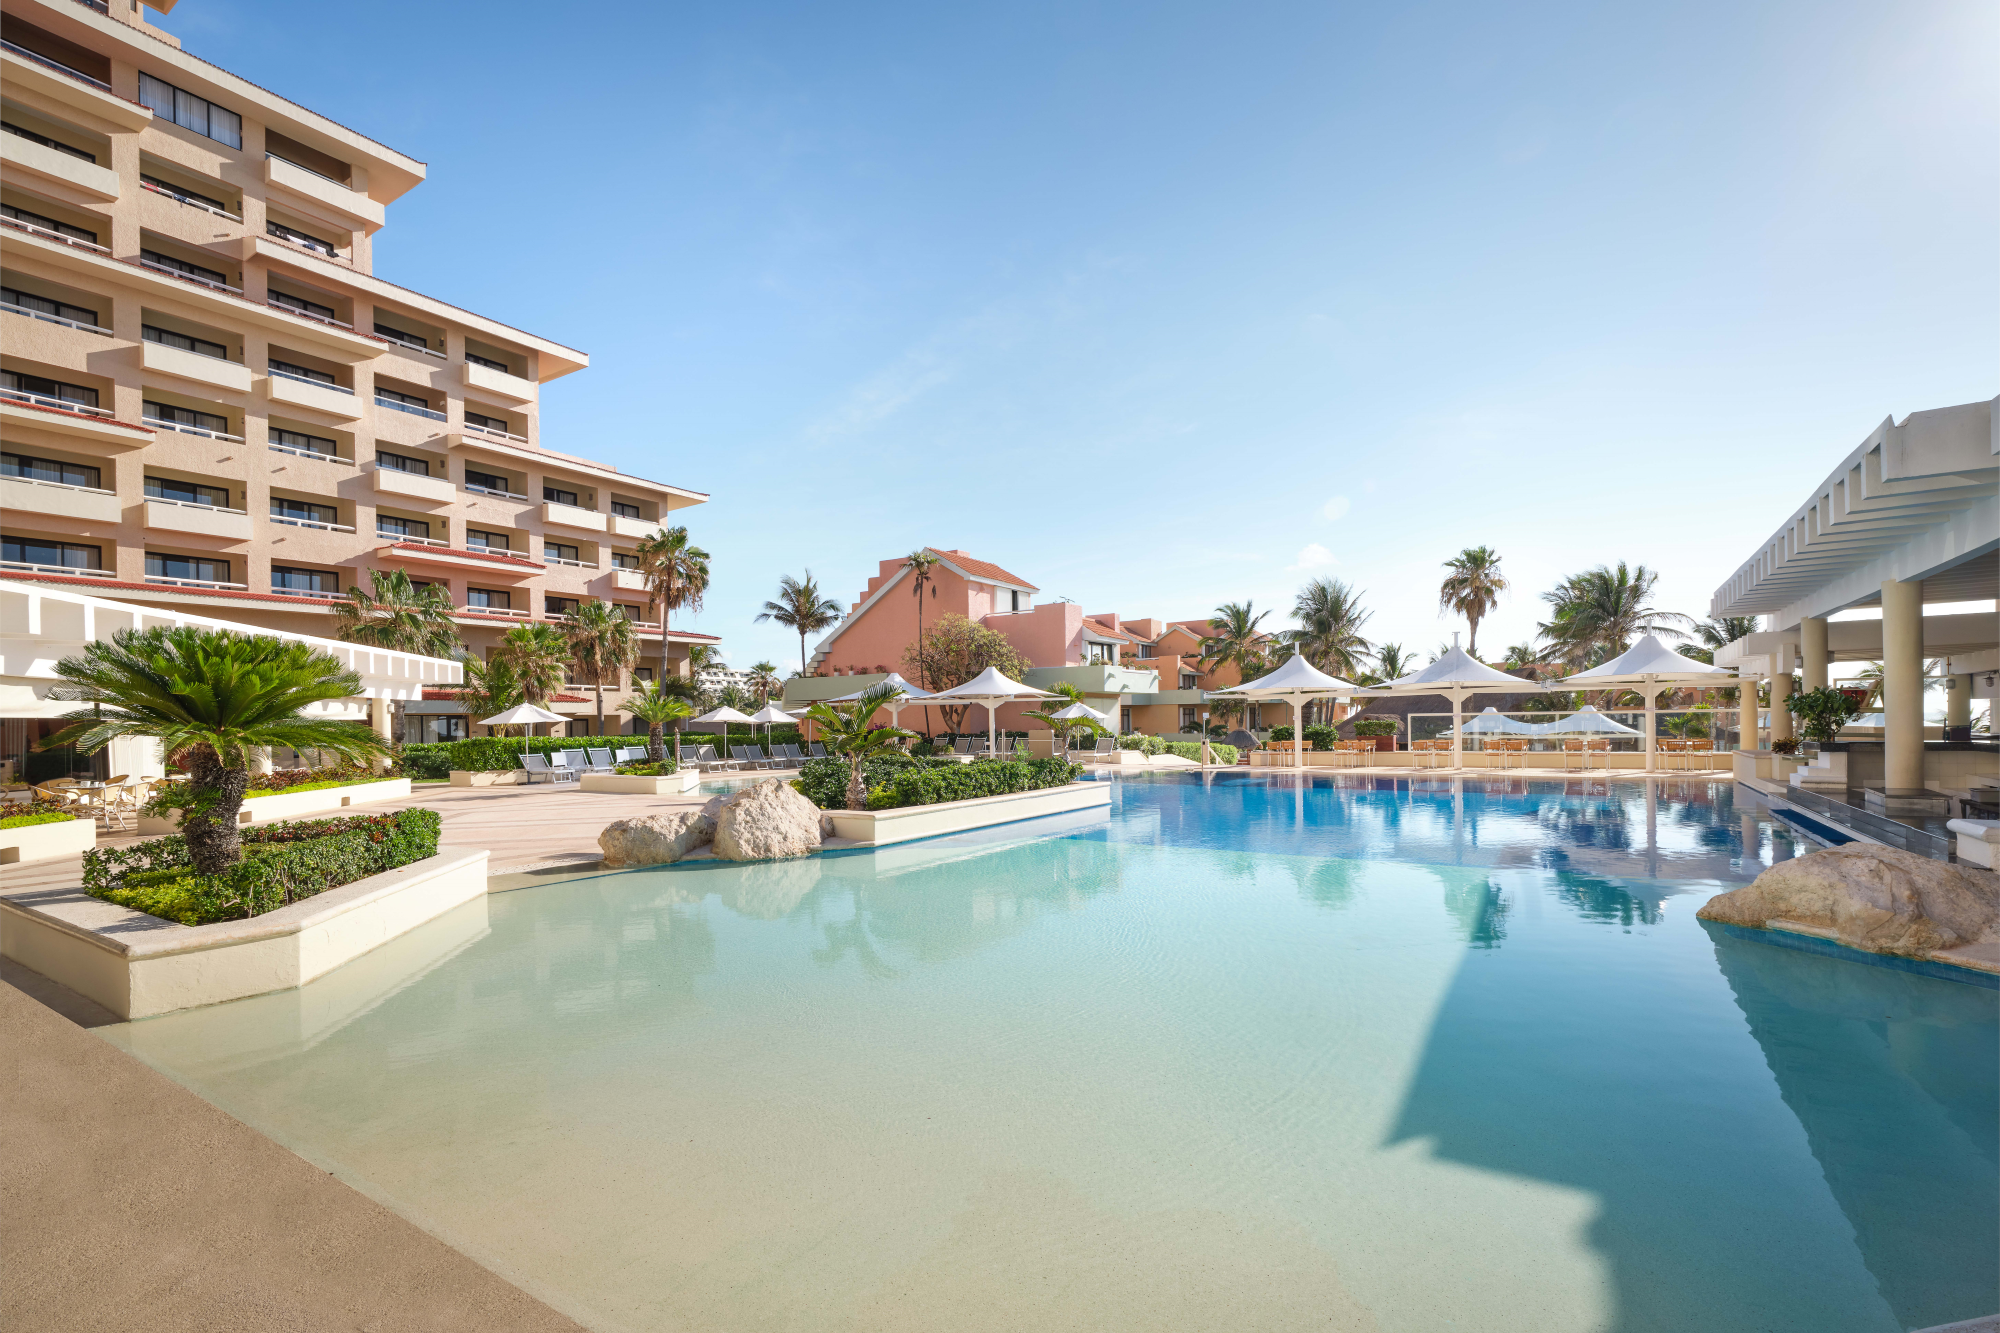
[1411,740,1450,770]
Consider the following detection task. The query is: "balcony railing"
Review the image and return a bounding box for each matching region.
[462,421,529,444]
[3,474,116,498]
[458,604,530,618]
[272,586,348,601]
[377,330,446,360]
[144,416,245,443]
[139,257,243,294]
[375,395,447,422]
[140,178,242,222]
[0,559,115,579]
[71,0,111,14]
[0,213,110,255]
[544,554,594,569]
[465,482,529,501]
[3,386,114,417]
[383,533,450,547]
[146,494,249,516]
[270,515,355,533]
[0,39,113,93]
[1,299,113,337]
[145,575,249,590]
[267,298,353,331]
[268,365,354,393]
[268,440,351,464]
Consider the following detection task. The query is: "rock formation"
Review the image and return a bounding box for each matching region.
[1698,842,1999,960]
[597,810,715,867]
[712,778,824,862]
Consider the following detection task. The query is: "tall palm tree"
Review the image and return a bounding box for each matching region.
[1538,563,1692,671]
[756,571,844,677]
[904,549,942,733]
[749,661,781,703]
[1681,616,1760,665]
[1198,601,1270,683]
[42,627,389,874]
[1374,642,1413,681]
[456,654,525,734]
[1287,578,1372,725]
[634,525,710,641]
[333,569,460,745]
[619,681,694,764]
[802,683,917,810]
[1438,546,1507,657]
[563,599,638,735]
[492,622,571,726]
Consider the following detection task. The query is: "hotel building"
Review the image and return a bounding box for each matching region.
[0,0,712,746]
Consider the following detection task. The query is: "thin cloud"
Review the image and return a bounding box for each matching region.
[806,348,955,441]
[1320,495,1351,521]
[1286,543,1337,571]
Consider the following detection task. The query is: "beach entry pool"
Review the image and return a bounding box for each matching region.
[100,773,1997,1332]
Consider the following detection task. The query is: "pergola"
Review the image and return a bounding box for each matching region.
[921,666,1056,756]
[1557,633,1741,771]
[1350,638,1544,771]
[1205,654,1360,772]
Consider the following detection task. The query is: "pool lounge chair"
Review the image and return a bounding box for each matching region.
[585,747,616,774]
[615,746,647,765]
[808,743,827,759]
[732,745,775,770]
[690,744,733,772]
[519,753,576,784]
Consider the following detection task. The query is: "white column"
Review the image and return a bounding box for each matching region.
[370,695,392,771]
[1881,578,1924,791]
[1801,617,1828,692]
[1450,693,1463,772]
[1643,680,1657,772]
[1769,667,1793,744]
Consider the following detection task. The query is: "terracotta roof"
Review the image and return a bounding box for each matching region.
[932,550,1038,591]
[1081,616,1137,642]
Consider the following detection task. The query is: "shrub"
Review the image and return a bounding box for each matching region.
[0,809,76,830]
[1302,725,1338,751]
[141,768,399,817]
[874,757,1081,809]
[82,808,442,925]
[797,752,921,809]
[1116,733,1167,755]
[613,759,679,776]
[1352,717,1399,737]
[1160,741,1238,764]
[1267,725,1294,742]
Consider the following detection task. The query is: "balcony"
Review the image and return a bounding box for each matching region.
[0,128,118,200]
[142,339,253,394]
[3,295,112,337]
[378,540,542,579]
[145,497,253,541]
[372,464,455,505]
[460,419,527,445]
[264,153,385,228]
[0,43,151,131]
[462,360,536,404]
[268,440,352,466]
[269,514,355,534]
[0,391,153,448]
[375,394,447,423]
[143,414,245,444]
[542,500,606,533]
[265,367,361,421]
[141,177,241,221]
[609,513,659,539]
[1,558,116,581]
[145,574,249,591]
[610,568,649,592]
[544,553,597,570]
[1,474,120,523]
[465,481,528,501]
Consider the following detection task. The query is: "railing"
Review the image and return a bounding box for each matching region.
[268,365,354,393]
[139,257,243,294]
[270,515,355,533]
[72,0,111,14]
[272,586,348,601]
[267,299,354,331]
[3,474,115,498]
[144,416,246,443]
[3,386,113,417]
[465,482,529,500]
[0,39,113,93]
[0,213,110,254]
[146,494,249,516]
[458,604,530,618]
[266,152,353,190]
[141,178,242,222]
[378,332,447,360]
[0,559,115,579]
[265,223,338,257]
[1,299,113,336]
[462,421,529,444]
[375,395,447,421]
[1779,787,1954,862]
[464,543,520,557]
[268,440,351,464]
[145,575,249,590]
[380,532,447,546]
[544,554,594,568]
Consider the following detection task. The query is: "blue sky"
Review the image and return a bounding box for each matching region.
[166,0,1997,672]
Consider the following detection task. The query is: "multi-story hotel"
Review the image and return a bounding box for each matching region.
[0,0,712,742]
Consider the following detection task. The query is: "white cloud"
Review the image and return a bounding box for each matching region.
[1286,543,1337,571]
[806,348,955,441]
[1320,495,1351,521]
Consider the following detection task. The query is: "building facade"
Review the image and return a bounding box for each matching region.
[0,0,713,739]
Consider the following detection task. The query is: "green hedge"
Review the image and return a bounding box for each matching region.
[1161,742,1238,763]
[1352,717,1399,737]
[402,732,789,777]
[796,753,920,809]
[870,757,1081,809]
[82,808,441,926]
[613,759,679,776]
[1117,733,1167,755]
[0,809,76,830]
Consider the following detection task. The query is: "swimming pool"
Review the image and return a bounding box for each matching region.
[100,773,1998,1332]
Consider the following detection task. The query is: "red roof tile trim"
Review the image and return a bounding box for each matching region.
[0,569,342,606]
[2,397,154,432]
[934,550,1038,591]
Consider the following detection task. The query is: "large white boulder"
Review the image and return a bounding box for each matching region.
[712,777,823,862]
[598,810,715,867]
[1698,842,2000,959]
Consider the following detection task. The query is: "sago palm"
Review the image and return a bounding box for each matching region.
[1438,546,1507,658]
[41,627,388,874]
[563,599,638,734]
[619,681,694,764]
[802,683,916,810]
[756,571,844,677]
[634,525,710,639]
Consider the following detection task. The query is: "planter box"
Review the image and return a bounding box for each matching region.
[0,848,488,1020]
[139,778,412,833]
[580,769,700,795]
[827,781,1110,847]
[450,769,527,787]
[0,816,96,865]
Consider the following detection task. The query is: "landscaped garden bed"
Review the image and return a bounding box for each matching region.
[0,808,93,864]
[138,773,412,833]
[792,753,1107,846]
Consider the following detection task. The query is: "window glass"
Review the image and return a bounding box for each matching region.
[2,370,98,407]
[543,486,579,506]
[466,588,509,609]
[611,552,640,570]
[268,357,334,384]
[145,401,229,433]
[271,497,338,524]
[141,249,229,287]
[146,552,229,583]
[376,515,429,539]
[140,74,241,149]
[143,324,228,360]
[146,476,230,507]
[269,291,336,321]
[375,386,427,407]
[0,202,97,244]
[3,537,100,569]
[465,468,511,493]
[272,429,337,457]
[375,450,430,476]
[546,543,580,562]
[373,323,429,351]
[266,221,336,256]
[2,452,100,488]
[611,501,641,519]
[465,351,507,372]
[4,121,96,163]
[2,284,98,325]
[271,565,338,592]
[142,173,227,212]
[546,597,579,617]
[465,529,510,551]
[464,410,508,432]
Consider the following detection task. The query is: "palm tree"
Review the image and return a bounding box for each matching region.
[634,525,711,641]
[1538,563,1692,671]
[650,674,703,759]
[1438,546,1507,657]
[563,600,638,736]
[491,623,571,745]
[1023,680,1107,754]
[802,683,916,810]
[1198,602,1270,683]
[756,571,844,677]
[749,661,781,703]
[456,654,525,734]
[334,569,460,657]
[904,549,942,732]
[1287,578,1372,681]
[1681,616,1759,665]
[1373,642,1413,681]
[41,627,389,874]
[619,681,694,764]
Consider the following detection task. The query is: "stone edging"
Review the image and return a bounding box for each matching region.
[138,777,413,833]
[826,782,1110,847]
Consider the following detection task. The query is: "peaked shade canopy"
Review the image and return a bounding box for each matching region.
[692,704,757,753]
[479,702,570,757]
[1207,653,1360,771]
[1536,705,1642,737]
[829,671,933,702]
[1350,637,1544,770]
[1558,633,1742,769]
[1445,706,1538,736]
[923,666,1056,756]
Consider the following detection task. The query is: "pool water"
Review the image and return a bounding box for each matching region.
[100,773,1998,1333]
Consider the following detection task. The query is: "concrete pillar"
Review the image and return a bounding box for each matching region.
[1946,673,1972,729]
[1739,676,1759,750]
[1769,667,1793,744]
[1880,579,1924,791]
[1800,617,1828,691]
[370,695,393,771]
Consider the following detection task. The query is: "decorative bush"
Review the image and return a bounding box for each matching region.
[797,752,921,809]
[871,757,1081,809]
[1770,738,1801,755]
[1267,726,1295,742]
[1785,686,1863,745]
[81,808,441,926]
[1117,733,1167,755]
[1351,717,1399,737]
[1301,725,1338,751]
[0,809,76,830]
[613,759,680,776]
[1161,742,1238,764]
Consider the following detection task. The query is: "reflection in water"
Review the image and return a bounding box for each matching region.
[1554,870,1663,930]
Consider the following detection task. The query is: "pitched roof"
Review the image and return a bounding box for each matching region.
[932,550,1038,591]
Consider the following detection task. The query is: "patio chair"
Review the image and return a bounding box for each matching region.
[808,743,827,759]
[690,744,732,772]
[731,745,771,770]
[585,747,616,774]
[1560,740,1587,772]
[615,746,647,764]
[1092,738,1117,761]
[519,753,560,784]
[1688,740,1715,770]
[1585,739,1612,770]
[782,744,808,766]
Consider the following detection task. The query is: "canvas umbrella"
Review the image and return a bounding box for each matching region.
[691,705,756,760]
[478,703,569,762]
[1445,706,1538,736]
[830,673,926,735]
[1205,653,1360,772]
[1045,700,1111,756]
[746,702,793,755]
[1534,705,1643,736]
[922,666,1056,757]
[1349,635,1544,771]
[1557,633,1739,770]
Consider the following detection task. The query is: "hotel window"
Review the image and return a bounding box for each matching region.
[3,370,97,409]
[1180,673,1199,690]
[1084,642,1113,665]
[375,386,430,409]
[633,667,655,683]
[424,716,469,743]
[1137,643,1155,659]
[143,324,229,360]
[4,121,95,163]
[3,452,100,489]
[140,249,231,288]
[464,410,509,433]
[465,467,512,494]
[375,450,429,476]
[268,357,334,384]
[543,485,579,507]
[614,604,644,620]
[1009,589,1023,612]
[545,596,580,617]
[146,476,230,508]
[147,552,230,583]
[143,174,227,212]
[138,73,242,148]
[145,401,230,433]
[465,588,510,610]
[0,203,96,245]
[376,515,429,540]
[273,428,338,458]
[611,501,641,519]
[269,290,336,321]
[611,551,640,570]
[266,221,337,257]
[545,542,580,563]
[465,528,510,551]
[1249,704,1264,730]
[1120,707,1133,733]
[4,284,98,327]
[1179,706,1199,731]
[271,565,339,593]
[3,537,100,570]
[271,497,338,525]
[465,351,507,372]
[373,323,430,352]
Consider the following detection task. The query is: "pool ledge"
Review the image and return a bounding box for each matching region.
[826,781,1111,847]
[0,847,490,1020]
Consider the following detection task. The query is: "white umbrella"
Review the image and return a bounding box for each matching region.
[1536,704,1643,736]
[746,701,793,752]
[692,705,756,756]
[923,665,1056,757]
[479,702,569,760]
[1444,706,1538,736]
[826,677,921,737]
[1557,633,1742,770]
[1045,700,1111,755]
[1206,653,1359,772]
[1350,636,1543,770]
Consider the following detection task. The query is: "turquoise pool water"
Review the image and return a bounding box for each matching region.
[101,774,1997,1332]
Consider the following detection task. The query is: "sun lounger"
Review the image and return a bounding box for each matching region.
[691,744,733,772]
[519,753,576,784]
[732,745,775,770]
[615,746,647,764]
[586,747,616,774]
[808,743,826,759]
